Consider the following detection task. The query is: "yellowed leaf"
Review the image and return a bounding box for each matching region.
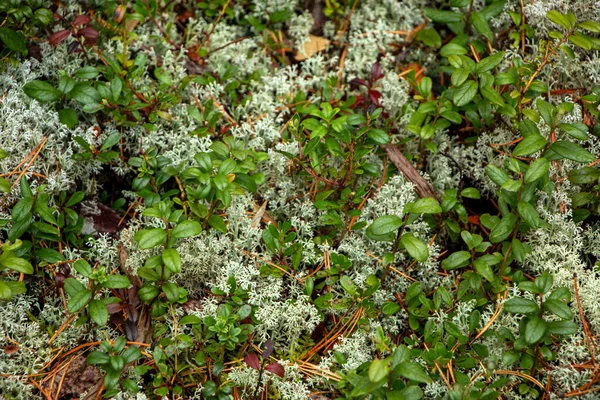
[295,35,330,61]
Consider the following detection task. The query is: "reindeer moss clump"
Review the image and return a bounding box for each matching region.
[1,0,600,399]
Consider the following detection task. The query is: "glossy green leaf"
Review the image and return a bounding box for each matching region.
[524,317,547,344]
[504,297,539,314]
[134,228,166,249]
[401,233,429,262]
[88,299,108,325]
[441,251,471,270]
[453,80,478,107]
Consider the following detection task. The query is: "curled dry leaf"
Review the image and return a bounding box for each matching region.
[294,35,330,61]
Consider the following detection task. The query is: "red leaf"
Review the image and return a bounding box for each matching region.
[78,27,99,44]
[369,90,382,106]
[370,63,383,83]
[49,30,71,45]
[244,353,260,370]
[265,362,285,378]
[349,78,367,88]
[73,15,91,26]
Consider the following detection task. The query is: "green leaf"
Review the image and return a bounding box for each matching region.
[473,255,499,282]
[401,233,429,262]
[366,215,402,241]
[396,362,432,384]
[514,134,547,157]
[0,177,10,193]
[67,289,93,313]
[546,10,570,30]
[180,315,202,325]
[87,351,110,365]
[73,259,92,277]
[518,201,540,229]
[568,167,600,184]
[441,251,471,270]
[69,83,101,105]
[416,28,441,48]
[0,256,33,274]
[12,197,34,221]
[569,33,593,50]
[471,11,493,40]
[66,191,86,207]
[504,297,539,314]
[408,197,442,214]
[23,80,61,102]
[536,99,557,127]
[578,20,600,33]
[368,359,389,383]
[547,320,578,335]
[63,277,85,296]
[535,273,553,295]
[544,299,573,320]
[366,129,390,144]
[451,68,469,87]
[208,214,227,233]
[103,275,131,289]
[0,280,12,299]
[59,108,79,129]
[461,187,480,199]
[75,67,100,79]
[88,299,108,325]
[524,317,547,344]
[122,346,142,363]
[162,248,181,273]
[162,281,180,302]
[559,123,588,140]
[453,80,478,107]
[549,141,595,163]
[489,214,517,243]
[138,285,160,302]
[135,228,166,249]
[424,9,462,23]
[440,43,468,57]
[0,27,27,53]
[172,220,203,238]
[476,51,505,74]
[480,85,504,106]
[524,158,550,183]
[101,133,121,151]
[340,275,357,296]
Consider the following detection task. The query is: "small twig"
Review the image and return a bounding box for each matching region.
[383,144,439,200]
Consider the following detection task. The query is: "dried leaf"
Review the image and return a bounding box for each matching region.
[294,35,330,61]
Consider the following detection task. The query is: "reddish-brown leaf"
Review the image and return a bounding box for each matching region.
[265,362,285,378]
[244,353,260,370]
[49,30,71,45]
[73,14,91,26]
[4,345,19,355]
[106,303,123,314]
[78,27,99,44]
